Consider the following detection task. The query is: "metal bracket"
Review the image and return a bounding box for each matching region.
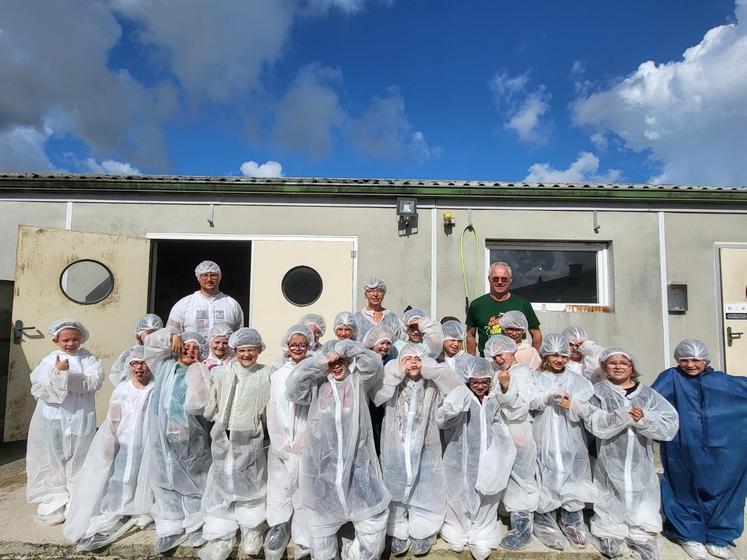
[13,320,36,345]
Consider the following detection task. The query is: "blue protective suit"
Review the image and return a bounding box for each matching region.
[652,366,747,547]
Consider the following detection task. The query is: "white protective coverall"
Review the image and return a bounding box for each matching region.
[562,327,605,384]
[286,339,390,560]
[26,345,104,522]
[109,314,163,386]
[392,312,444,359]
[436,359,517,560]
[372,345,459,550]
[64,353,154,547]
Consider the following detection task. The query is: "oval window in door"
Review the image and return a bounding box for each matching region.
[281,265,323,306]
[59,259,114,304]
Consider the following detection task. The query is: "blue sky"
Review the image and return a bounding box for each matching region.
[1,0,745,186]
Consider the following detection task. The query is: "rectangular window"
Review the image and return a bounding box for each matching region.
[486,241,612,310]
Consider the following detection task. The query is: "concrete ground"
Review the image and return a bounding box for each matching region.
[0,441,743,560]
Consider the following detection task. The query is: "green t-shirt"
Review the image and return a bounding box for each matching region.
[466,293,541,356]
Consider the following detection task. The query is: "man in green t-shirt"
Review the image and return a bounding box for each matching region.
[466,261,542,356]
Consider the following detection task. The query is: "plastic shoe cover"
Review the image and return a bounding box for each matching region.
[240,527,264,556]
[264,522,290,559]
[627,538,659,560]
[76,535,105,552]
[34,509,65,526]
[411,536,435,556]
[705,544,735,560]
[468,544,491,560]
[592,536,624,558]
[199,537,235,560]
[390,537,411,556]
[533,511,565,550]
[155,531,188,554]
[341,537,359,560]
[677,540,708,560]
[559,509,587,548]
[293,543,311,560]
[188,528,207,548]
[501,512,533,550]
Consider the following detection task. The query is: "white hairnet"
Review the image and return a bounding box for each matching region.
[281,324,315,355]
[127,345,146,363]
[674,338,711,364]
[441,320,466,341]
[498,310,528,331]
[562,326,588,344]
[403,307,427,326]
[464,356,493,379]
[181,331,207,358]
[48,318,90,343]
[398,343,425,362]
[362,324,394,349]
[135,313,163,336]
[539,333,571,357]
[364,276,387,293]
[484,334,518,357]
[207,322,233,343]
[333,311,357,335]
[599,346,639,379]
[229,327,265,351]
[194,260,222,278]
[300,313,327,336]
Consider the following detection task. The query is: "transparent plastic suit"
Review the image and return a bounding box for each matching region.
[393,314,444,359]
[530,334,597,513]
[26,320,104,522]
[64,346,155,545]
[199,336,272,560]
[582,354,678,545]
[436,357,517,560]
[286,339,390,560]
[109,314,163,386]
[652,339,747,548]
[371,344,459,545]
[561,326,605,384]
[498,311,541,370]
[143,327,212,539]
[265,325,315,556]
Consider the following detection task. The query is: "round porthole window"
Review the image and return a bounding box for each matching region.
[60,259,114,305]
[282,265,323,306]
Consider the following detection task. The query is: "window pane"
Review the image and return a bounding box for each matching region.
[489,248,598,303]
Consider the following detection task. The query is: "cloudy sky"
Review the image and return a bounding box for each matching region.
[1,0,745,185]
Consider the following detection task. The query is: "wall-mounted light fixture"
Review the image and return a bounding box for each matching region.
[397,197,418,236]
[668,284,688,314]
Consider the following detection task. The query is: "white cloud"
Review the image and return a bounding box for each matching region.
[572,1,747,185]
[240,160,284,177]
[0,126,55,172]
[524,151,622,183]
[83,158,142,175]
[489,70,552,144]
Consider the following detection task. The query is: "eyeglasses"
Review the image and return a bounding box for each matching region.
[468,378,491,386]
[199,273,220,279]
[490,276,510,283]
[288,343,308,350]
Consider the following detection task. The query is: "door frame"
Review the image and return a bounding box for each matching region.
[713,242,747,371]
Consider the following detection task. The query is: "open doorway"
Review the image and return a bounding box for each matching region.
[149,239,252,327]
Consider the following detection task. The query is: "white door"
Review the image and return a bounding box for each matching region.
[250,239,356,363]
[5,226,150,441]
[720,247,747,376]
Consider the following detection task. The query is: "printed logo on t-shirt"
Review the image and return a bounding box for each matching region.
[196,309,209,320]
[486,314,503,336]
[214,310,226,321]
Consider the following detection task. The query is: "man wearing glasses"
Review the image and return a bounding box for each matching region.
[466,262,542,357]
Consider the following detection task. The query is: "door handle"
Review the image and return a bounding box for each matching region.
[727,326,743,347]
[13,320,37,345]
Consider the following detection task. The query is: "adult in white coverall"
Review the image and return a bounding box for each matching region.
[353,277,404,344]
[199,328,273,560]
[144,327,212,553]
[26,319,104,525]
[65,346,154,551]
[109,313,163,386]
[264,324,316,560]
[393,308,444,359]
[439,320,471,381]
[484,335,540,550]
[498,311,541,370]
[529,333,597,550]
[582,347,678,560]
[562,326,605,383]
[372,344,459,556]
[437,356,517,560]
[286,339,390,560]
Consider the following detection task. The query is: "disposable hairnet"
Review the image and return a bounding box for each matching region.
[498,311,528,332]
[674,338,711,364]
[364,276,387,293]
[194,260,221,278]
[398,342,425,362]
[333,311,357,334]
[280,324,315,355]
[442,320,466,341]
[539,333,571,357]
[207,322,233,343]
[484,335,517,358]
[320,340,340,357]
[561,326,588,344]
[598,346,636,367]
[229,327,265,351]
[181,331,207,358]
[135,313,163,336]
[48,318,90,343]
[403,307,427,326]
[362,324,394,349]
[127,345,146,363]
[300,313,327,336]
[464,356,493,379]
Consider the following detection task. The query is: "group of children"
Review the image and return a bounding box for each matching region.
[25,279,747,560]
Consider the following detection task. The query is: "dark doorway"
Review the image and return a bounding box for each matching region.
[149,240,252,328]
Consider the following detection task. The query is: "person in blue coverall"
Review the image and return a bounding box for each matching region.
[652,339,747,560]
